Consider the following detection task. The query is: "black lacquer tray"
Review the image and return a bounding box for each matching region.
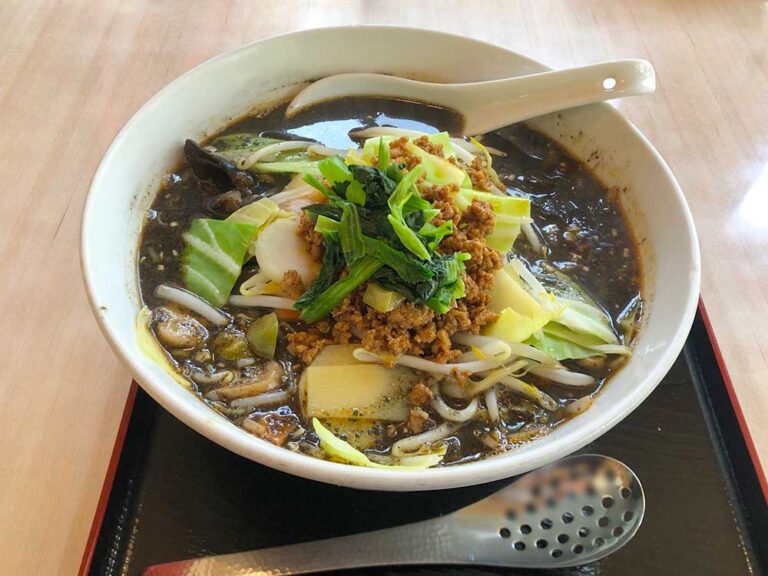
[82,311,768,576]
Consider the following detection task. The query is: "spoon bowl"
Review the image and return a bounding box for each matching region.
[287,59,656,135]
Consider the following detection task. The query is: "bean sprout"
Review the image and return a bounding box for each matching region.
[489,183,507,196]
[431,391,479,422]
[470,361,531,395]
[446,138,476,163]
[561,396,594,416]
[485,387,500,422]
[237,141,315,169]
[528,365,596,386]
[590,344,632,356]
[352,348,500,375]
[441,360,530,399]
[391,422,461,458]
[154,284,230,327]
[229,389,290,409]
[350,127,427,139]
[307,144,347,157]
[229,295,297,310]
[452,333,557,365]
[450,137,506,157]
[500,376,559,411]
[480,430,501,450]
[521,222,543,253]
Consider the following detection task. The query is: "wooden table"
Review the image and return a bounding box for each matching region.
[1,1,766,573]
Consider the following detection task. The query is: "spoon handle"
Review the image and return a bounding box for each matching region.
[143,520,464,576]
[454,59,655,134]
[286,60,654,136]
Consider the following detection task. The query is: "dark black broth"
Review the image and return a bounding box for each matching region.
[138,97,641,465]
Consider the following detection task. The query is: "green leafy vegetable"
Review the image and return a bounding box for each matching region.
[182,218,257,307]
[387,165,430,259]
[373,252,470,313]
[303,174,335,199]
[525,331,597,361]
[318,155,352,184]
[294,233,345,312]
[422,252,470,313]
[426,277,466,313]
[303,203,343,221]
[339,204,366,264]
[318,156,365,205]
[419,220,453,252]
[362,237,432,283]
[298,256,384,322]
[314,215,340,235]
[348,164,398,209]
[225,199,294,264]
[296,157,468,322]
[227,198,290,227]
[482,264,560,342]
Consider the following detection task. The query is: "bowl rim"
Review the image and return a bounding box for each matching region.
[81,25,701,491]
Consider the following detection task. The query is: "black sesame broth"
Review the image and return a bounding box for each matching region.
[485,126,641,318]
[137,97,642,465]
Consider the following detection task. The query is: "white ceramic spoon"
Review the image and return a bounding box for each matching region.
[286,59,655,135]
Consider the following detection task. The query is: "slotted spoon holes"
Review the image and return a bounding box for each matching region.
[497,456,643,563]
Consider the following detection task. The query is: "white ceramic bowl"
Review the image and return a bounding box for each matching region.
[82,26,700,491]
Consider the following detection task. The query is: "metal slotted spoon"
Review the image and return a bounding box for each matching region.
[144,454,644,575]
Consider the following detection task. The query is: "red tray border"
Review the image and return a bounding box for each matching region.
[77,299,768,575]
[698,298,768,502]
[79,382,139,576]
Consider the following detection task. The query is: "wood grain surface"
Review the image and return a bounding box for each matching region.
[0,1,766,574]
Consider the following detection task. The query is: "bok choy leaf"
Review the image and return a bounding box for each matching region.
[182,218,257,307]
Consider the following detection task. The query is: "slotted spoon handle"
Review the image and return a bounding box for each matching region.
[143,520,464,576]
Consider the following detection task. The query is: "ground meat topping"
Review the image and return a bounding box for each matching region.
[407,407,431,434]
[286,320,332,364]
[420,183,461,226]
[298,211,324,263]
[280,270,305,299]
[287,195,501,364]
[467,156,492,192]
[407,381,435,407]
[388,136,421,170]
[412,135,445,157]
